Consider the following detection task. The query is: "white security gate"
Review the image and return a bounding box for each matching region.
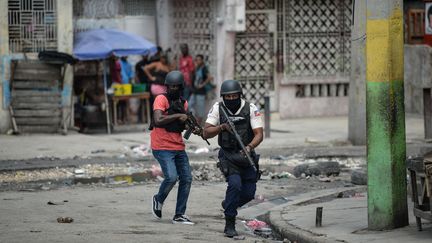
[234,0,352,109]
[278,0,352,98]
[235,0,275,108]
[171,0,215,70]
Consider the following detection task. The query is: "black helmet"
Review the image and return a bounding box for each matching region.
[165,71,184,86]
[220,79,242,96]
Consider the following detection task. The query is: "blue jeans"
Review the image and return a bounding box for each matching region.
[153,150,192,215]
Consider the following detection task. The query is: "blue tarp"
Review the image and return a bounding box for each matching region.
[73,29,157,60]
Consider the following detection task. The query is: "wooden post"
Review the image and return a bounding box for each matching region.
[315,207,323,227]
[424,88,432,139]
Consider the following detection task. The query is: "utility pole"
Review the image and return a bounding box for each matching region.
[366,0,408,230]
[348,0,366,145]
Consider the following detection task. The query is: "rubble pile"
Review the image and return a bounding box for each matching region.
[0,155,365,189]
[191,164,225,181]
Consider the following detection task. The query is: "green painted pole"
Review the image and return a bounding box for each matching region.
[366,0,408,230]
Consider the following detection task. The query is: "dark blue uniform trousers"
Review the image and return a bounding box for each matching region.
[224,165,257,217]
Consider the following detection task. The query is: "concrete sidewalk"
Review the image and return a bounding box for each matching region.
[268,191,432,243]
[0,115,427,161]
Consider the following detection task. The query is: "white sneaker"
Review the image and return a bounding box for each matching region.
[172,215,195,225]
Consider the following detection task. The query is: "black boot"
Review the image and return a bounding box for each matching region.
[224,216,238,238]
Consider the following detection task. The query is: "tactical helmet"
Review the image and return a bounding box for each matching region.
[220,79,243,96]
[165,71,184,86]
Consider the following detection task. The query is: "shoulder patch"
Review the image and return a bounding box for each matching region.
[254,108,261,117]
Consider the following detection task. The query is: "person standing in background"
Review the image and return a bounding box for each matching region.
[189,54,213,125]
[120,56,134,84]
[144,52,173,121]
[135,54,150,85]
[110,55,121,84]
[178,44,194,101]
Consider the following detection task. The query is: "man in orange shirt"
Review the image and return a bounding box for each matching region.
[151,71,194,225]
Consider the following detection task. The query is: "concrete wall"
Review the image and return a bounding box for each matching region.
[58,0,74,128]
[348,0,366,145]
[156,0,172,49]
[0,0,10,133]
[278,85,349,119]
[404,44,432,114]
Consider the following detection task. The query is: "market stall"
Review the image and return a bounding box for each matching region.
[73,28,156,134]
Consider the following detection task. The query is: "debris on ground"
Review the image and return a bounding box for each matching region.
[233,235,246,240]
[351,169,367,185]
[47,200,68,205]
[194,147,210,154]
[150,165,163,177]
[131,144,150,157]
[121,144,151,158]
[305,137,320,144]
[269,155,289,160]
[91,149,105,154]
[0,156,364,190]
[243,219,273,238]
[293,161,340,178]
[57,217,73,223]
[191,164,224,181]
[255,195,265,202]
[74,169,85,175]
[318,176,332,182]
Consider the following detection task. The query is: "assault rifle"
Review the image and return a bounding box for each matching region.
[219,105,257,172]
[184,112,210,145]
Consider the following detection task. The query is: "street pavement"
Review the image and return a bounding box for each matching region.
[0,115,427,161]
[1,114,432,242]
[0,182,264,243]
[268,191,432,243]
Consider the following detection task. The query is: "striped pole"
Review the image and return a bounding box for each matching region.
[366,0,408,230]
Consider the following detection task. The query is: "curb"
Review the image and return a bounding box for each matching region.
[265,186,366,243]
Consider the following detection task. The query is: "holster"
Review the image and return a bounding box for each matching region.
[217,150,262,182]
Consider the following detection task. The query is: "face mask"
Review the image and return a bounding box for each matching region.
[223,98,241,113]
[167,88,182,100]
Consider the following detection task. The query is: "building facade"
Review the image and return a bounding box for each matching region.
[0,0,73,133]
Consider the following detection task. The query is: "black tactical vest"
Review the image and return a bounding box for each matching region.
[218,102,254,151]
[152,94,186,133]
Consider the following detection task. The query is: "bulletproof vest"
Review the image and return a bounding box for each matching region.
[152,94,186,133]
[218,102,254,151]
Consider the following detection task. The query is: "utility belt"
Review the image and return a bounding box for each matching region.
[216,148,261,181]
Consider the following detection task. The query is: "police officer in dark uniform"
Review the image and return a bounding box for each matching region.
[203,80,264,237]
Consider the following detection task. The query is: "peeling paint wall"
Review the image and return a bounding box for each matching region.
[404,45,432,115]
[0,0,74,133]
[57,0,74,128]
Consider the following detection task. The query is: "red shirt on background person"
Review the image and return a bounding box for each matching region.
[179,55,194,87]
[178,44,194,100]
[110,56,122,84]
